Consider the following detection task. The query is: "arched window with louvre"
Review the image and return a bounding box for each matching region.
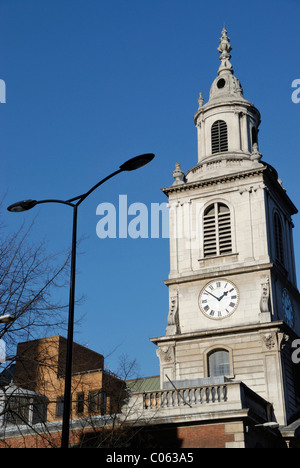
[203,202,232,257]
[211,120,228,154]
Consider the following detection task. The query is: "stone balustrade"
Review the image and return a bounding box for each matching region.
[123,380,272,426]
[143,384,228,410]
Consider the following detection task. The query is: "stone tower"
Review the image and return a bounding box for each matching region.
[152,28,300,428]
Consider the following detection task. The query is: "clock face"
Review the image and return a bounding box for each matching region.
[199,279,239,320]
[282,289,294,328]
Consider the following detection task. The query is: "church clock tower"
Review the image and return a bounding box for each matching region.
[152,28,300,427]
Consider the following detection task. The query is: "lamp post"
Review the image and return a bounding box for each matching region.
[7,153,154,448]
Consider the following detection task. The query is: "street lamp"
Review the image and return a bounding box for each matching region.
[7,153,154,448]
[0,315,14,324]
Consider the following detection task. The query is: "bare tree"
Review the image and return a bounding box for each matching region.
[0,211,71,352]
[0,203,72,438]
[71,354,159,449]
[0,207,156,448]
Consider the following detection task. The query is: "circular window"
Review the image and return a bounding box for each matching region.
[217,78,226,89]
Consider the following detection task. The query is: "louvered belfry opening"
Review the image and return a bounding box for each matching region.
[203,203,232,257]
[211,120,228,154]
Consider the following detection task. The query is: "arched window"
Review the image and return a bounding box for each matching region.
[208,349,230,377]
[203,202,232,257]
[211,120,228,154]
[274,212,284,264]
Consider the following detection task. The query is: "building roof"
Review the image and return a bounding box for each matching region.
[126,376,160,393]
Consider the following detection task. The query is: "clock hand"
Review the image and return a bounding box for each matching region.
[218,291,229,301]
[205,290,221,301]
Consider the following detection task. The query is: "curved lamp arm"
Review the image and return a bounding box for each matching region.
[7,153,154,212]
[67,168,122,206]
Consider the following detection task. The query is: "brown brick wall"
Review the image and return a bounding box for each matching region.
[132,423,236,448]
[15,335,104,389]
[177,424,235,448]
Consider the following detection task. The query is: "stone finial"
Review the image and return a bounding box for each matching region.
[217,27,233,75]
[250,142,262,162]
[197,92,204,109]
[172,162,184,186]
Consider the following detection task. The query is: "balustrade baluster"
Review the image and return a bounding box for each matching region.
[177,390,181,406]
[211,386,216,402]
[188,389,193,406]
[222,385,227,402]
[193,388,198,405]
[161,391,166,408]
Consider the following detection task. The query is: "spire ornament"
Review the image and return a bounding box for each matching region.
[217,27,233,75]
[197,92,204,109]
[250,142,262,162]
[172,162,184,186]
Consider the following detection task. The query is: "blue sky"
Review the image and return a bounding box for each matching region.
[1,0,300,378]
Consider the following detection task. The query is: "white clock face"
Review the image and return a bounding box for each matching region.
[282,289,294,328]
[199,280,239,320]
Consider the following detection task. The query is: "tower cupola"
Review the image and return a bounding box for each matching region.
[188,28,262,183]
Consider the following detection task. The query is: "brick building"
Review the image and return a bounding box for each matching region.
[0,335,126,447]
[13,335,125,422]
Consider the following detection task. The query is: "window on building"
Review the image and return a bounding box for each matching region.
[208,349,230,377]
[203,202,232,257]
[76,392,85,415]
[32,399,47,425]
[88,390,108,415]
[274,212,284,264]
[5,396,31,425]
[88,391,100,413]
[211,120,228,154]
[101,392,107,414]
[56,397,64,418]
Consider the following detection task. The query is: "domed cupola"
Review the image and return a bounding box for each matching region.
[186,28,262,183]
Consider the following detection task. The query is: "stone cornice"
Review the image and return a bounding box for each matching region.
[165,261,300,301]
[162,163,297,215]
[161,166,265,197]
[150,321,298,346]
[193,98,260,123]
[164,262,273,286]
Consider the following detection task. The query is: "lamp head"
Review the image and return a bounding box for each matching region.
[0,314,14,324]
[7,199,37,213]
[119,153,155,172]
